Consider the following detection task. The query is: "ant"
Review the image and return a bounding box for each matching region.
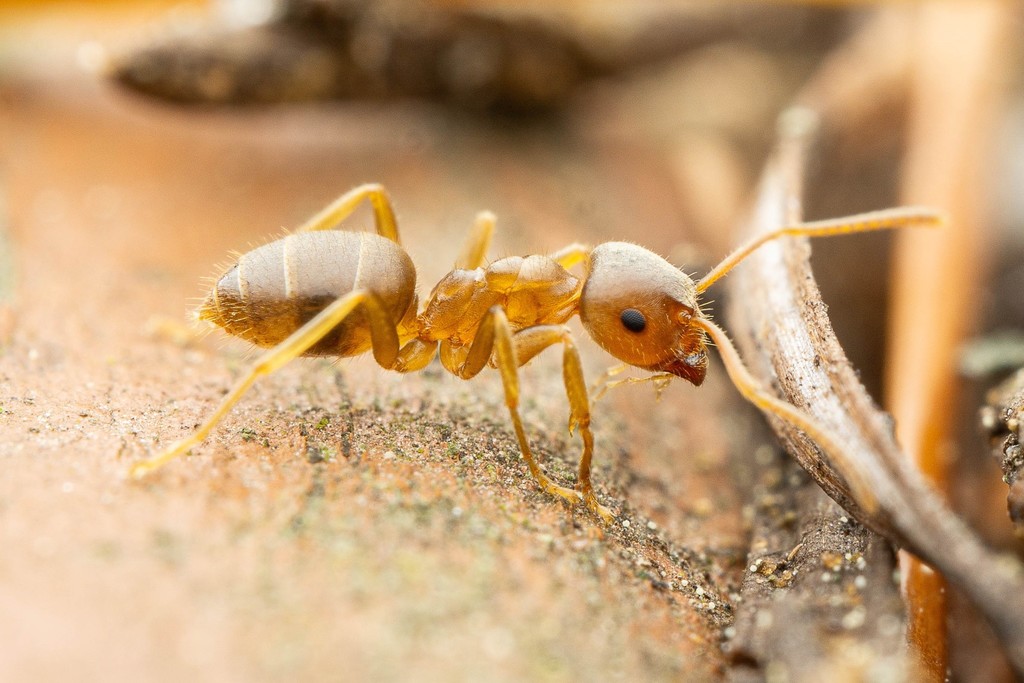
[132,184,938,522]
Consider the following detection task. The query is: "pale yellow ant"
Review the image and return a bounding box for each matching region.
[132,184,938,522]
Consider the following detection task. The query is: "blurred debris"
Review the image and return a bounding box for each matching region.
[961,332,1024,379]
[112,0,842,112]
[982,368,1024,532]
[726,451,910,682]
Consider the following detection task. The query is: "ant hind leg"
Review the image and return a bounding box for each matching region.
[132,289,400,478]
[294,183,401,244]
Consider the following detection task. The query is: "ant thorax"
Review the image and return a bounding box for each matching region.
[418,254,581,346]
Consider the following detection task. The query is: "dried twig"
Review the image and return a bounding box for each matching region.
[714,6,1023,675]
[725,106,1024,675]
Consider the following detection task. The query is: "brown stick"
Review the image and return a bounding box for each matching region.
[886,3,1011,677]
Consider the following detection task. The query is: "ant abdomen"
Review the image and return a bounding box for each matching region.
[199,230,417,356]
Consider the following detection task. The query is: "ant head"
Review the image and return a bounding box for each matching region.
[579,242,708,386]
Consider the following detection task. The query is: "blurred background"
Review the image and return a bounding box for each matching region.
[1,1,1023,681]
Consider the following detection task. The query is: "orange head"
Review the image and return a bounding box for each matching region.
[578,242,708,386]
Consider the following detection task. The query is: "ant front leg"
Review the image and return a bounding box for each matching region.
[294,183,401,244]
[511,325,614,523]
[132,289,400,478]
[454,308,589,514]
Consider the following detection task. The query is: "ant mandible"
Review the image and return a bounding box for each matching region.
[132,184,938,522]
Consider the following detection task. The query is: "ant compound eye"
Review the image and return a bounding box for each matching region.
[620,308,647,333]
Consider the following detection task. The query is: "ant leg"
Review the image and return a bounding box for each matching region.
[456,308,586,509]
[294,183,401,244]
[393,338,437,373]
[693,317,879,514]
[549,243,591,271]
[454,211,496,270]
[511,325,614,523]
[592,372,673,402]
[132,289,399,478]
[696,207,942,292]
[590,363,628,400]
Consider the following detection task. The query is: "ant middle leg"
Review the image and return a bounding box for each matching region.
[453,308,587,511]
[455,309,613,522]
[294,183,401,244]
[132,289,400,478]
[511,325,614,523]
[454,211,496,270]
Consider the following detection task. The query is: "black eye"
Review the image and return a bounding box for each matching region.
[620,308,646,333]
